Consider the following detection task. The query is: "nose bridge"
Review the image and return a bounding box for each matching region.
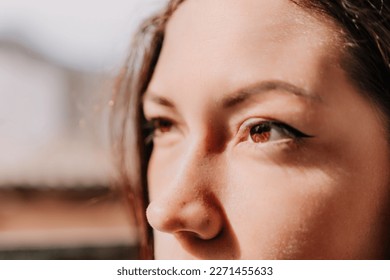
[158,139,215,208]
[177,137,214,191]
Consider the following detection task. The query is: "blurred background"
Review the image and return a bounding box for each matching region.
[0,0,166,259]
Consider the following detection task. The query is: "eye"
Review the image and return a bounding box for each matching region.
[247,120,312,144]
[151,118,173,135]
[143,117,176,145]
[146,117,174,138]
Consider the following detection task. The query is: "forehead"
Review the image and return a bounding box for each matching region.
[167,0,332,40]
[148,0,342,101]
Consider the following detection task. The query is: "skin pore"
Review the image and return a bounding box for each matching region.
[143,0,390,259]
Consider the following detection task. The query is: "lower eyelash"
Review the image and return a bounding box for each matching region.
[242,137,304,157]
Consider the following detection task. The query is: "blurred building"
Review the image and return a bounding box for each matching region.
[0,38,137,259]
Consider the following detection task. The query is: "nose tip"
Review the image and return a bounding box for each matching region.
[146,196,223,240]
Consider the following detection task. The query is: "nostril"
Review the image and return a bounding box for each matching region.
[192,224,224,241]
[195,213,223,240]
[190,215,220,239]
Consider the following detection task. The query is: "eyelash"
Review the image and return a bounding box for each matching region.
[144,117,313,146]
[144,117,175,144]
[241,120,313,145]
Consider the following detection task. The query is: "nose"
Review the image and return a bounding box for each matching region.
[146,192,223,240]
[146,157,224,240]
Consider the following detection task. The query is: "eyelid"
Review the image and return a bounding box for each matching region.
[142,98,182,124]
[143,116,177,133]
[143,115,187,146]
[237,118,314,143]
[143,108,183,131]
[237,118,269,137]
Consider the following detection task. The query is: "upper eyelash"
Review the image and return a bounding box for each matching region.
[267,121,313,139]
[144,117,174,129]
[143,117,174,144]
[243,120,314,143]
[143,118,313,146]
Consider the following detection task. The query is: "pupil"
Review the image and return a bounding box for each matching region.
[250,123,271,143]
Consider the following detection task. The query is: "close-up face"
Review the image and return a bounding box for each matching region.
[143,0,390,259]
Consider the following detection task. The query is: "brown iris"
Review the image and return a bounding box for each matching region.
[152,118,172,135]
[249,122,272,143]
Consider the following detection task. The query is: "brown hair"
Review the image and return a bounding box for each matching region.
[111,0,390,259]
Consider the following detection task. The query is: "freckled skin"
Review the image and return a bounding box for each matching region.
[143,0,390,259]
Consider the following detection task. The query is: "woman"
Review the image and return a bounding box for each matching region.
[111,0,390,259]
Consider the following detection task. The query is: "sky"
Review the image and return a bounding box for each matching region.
[0,0,167,72]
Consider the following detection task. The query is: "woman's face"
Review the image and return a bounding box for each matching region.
[143,0,390,259]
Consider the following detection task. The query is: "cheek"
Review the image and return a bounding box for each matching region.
[225,142,390,259]
[224,161,332,258]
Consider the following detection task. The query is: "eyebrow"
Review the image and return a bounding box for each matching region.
[143,80,321,109]
[143,94,175,108]
[221,80,321,108]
